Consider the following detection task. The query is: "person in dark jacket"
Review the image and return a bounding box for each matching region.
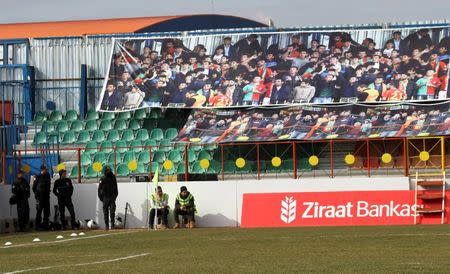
[101,82,124,111]
[173,186,196,229]
[53,169,76,230]
[270,78,291,104]
[404,29,434,52]
[98,166,118,229]
[12,170,30,232]
[233,34,262,58]
[32,165,51,230]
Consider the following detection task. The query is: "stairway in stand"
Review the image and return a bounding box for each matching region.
[413,171,446,224]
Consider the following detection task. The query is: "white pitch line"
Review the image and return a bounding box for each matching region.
[1,230,139,249]
[4,253,150,274]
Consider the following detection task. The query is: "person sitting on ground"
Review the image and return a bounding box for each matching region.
[149,186,169,229]
[173,186,196,229]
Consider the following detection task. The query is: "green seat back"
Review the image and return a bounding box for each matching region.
[107,130,120,143]
[84,120,98,132]
[56,120,69,133]
[121,129,134,142]
[138,151,151,164]
[61,131,76,144]
[114,119,127,131]
[33,111,47,124]
[70,120,84,132]
[102,112,115,120]
[49,110,63,122]
[100,140,113,154]
[152,151,166,164]
[136,129,150,142]
[84,141,98,155]
[85,110,99,121]
[122,151,136,164]
[198,150,212,161]
[92,130,106,143]
[65,110,78,122]
[80,153,92,165]
[116,140,128,154]
[129,119,141,131]
[99,119,113,131]
[129,140,143,153]
[93,152,107,163]
[116,163,129,176]
[41,121,55,134]
[76,130,90,144]
[167,150,182,163]
[85,165,101,178]
[158,139,172,152]
[118,111,132,120]
[133,109,147,120]
[164,128,179,140]
[149,128,163,141]
[32,132,47,145]
[70,166,84,179]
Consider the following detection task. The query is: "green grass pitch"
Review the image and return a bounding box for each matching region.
[1,225,450,273]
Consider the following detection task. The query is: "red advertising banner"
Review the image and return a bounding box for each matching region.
[241,191,450,227]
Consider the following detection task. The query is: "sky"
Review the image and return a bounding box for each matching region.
[0,0,449,27]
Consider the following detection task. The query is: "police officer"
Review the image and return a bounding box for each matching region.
[12,170,30,232]
[32,165,51,230]
[174,186,196,228]
[149,186,169,229]
[98,166,118,230]
[53,169,77,230]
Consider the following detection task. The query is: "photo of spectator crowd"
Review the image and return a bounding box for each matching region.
[98,27,450,111]
[174,101,450,143]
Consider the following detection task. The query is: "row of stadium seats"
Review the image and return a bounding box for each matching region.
[33,127,179,146]
[69,158,312,179]
[33,108,160,124]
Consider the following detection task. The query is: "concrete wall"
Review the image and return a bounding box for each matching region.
[0,177,410,229]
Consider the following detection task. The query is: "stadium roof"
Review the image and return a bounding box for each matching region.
[0,14,269,40]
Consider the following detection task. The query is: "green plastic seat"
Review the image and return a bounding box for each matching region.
[191,162,206,174]
[144,139,158,151]
[56,120,69,133]
[158,139,172,152]
[80,153,92,165]
[150,162,159,173]
[61,130,76,144]
[164,128,179,140]
[136,129,150,142]
[102,112,115,121]
[114,119,127,131]
[152,151,166,164]
[138,151,151,164]
[223,161,236,174]
[167,150,182,163]
[65,110,78,122]
[99,119,113,131]
[187,149,196,163]
[189,143,202,152]
[116,163,130,176]
[174,142,189,151]
[84,141,98,155]
[100,140,113,154]
[70,120,84,132]
[92,130,106,143]
[204,144,218,151]
[41,121,55,134]
[85,110,99,121]
[207,160,221,173]
[47,133,60,144]
[107,130,120,143]
[76,130,90,144]
[149,108,162,119]
[176,163,187,174]
[107,152,119,166]
[49,110,63,122]
[198,150,212,161]
[33,111,47,124]
[84,120,98,132]
[93,152,107,163]
[134,163,145,174]
[128,119,141,131]
[70,166,84,179]
[133,109,147,120]
[121,129,134,142]
[32,132,47,145]
[149,128,163,141]
[116,140,128,154]
[129,140,143,153]
[122,151,136,164]
[85,165,101,178]
[118,111,132,120]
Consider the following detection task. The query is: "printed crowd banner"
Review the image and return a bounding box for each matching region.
[174,101,450,143]
[97,26,450,112]
[241,190,450,227]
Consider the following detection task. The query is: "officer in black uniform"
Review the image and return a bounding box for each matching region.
[98,166,118,229]
[53,169,77,230]
[12,170,30,232]
[32,165,51,230]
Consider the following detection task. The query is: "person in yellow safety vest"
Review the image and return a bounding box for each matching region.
[173,186,196,228]
[149,186,169,229]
